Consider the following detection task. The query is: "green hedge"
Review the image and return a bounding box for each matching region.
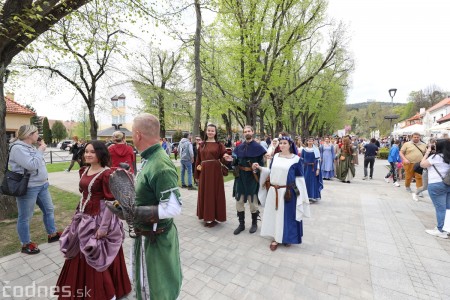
[378,147,389,159]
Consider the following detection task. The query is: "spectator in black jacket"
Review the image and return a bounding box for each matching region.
[362,138,379,180]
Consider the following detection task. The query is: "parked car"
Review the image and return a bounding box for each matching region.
[57,140,73,151]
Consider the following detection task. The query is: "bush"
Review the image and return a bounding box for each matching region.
[378,147,389,159]
[172,130,183,142]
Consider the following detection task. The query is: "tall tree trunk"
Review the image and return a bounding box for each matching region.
[158,92,166,137]
[258,108,265,137]
[192,0,202,137]
[245,95,259,126]
[88,104,97,140]
[221,111,232,136]
[0,65,18,219]
[272,95,284,134]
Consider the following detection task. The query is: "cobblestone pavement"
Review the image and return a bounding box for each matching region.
[1,155,450,299]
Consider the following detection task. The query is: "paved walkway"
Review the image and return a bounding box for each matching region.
[1,156,450,299]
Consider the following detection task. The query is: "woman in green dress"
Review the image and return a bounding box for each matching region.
[337,137,355,183]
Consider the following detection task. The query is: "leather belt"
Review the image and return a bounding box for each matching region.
[239,166,253,171]
[135,226,169,243]
[270,184,289,210]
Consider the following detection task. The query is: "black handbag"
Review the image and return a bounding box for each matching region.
[412,144,425,175]
[1,145,30,197]
[413,162,423,175]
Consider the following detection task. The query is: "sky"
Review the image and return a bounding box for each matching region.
[327,0,450,104]
[7,0,450,120]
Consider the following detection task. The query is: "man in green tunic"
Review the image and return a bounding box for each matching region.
[232,125,266,235]
[131,113,182,300]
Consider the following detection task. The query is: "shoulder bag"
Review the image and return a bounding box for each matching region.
[412,144,425,175]
[432,164,450,186]
[1,145,30,196]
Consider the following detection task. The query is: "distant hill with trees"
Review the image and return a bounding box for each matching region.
[346,102,405,111]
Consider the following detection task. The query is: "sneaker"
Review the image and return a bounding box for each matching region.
[405,187,412,193]
[65,169,70,172]
[362,176,368,180]
[425,228,448,239]
[384,177,390,183]
[21,242,40,255]
[187,185,197,190]
[48,232,62,243]
[393,182,400,187]
[369,177,373,180]
[412,194,419,202]
[418,193,424,198]
[181,185,187,188]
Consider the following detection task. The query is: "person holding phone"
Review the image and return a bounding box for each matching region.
[420,139,450,238]
[8,125,61,254]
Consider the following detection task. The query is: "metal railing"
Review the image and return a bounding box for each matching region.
[43,150,72,164]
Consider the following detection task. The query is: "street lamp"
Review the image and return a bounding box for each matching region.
[388,88,397,108]
[386,88,398,136]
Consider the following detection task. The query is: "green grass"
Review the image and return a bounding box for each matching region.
[46,161,80,173]
[0,186,80,258]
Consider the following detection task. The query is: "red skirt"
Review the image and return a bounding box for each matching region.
[55,247,132,299]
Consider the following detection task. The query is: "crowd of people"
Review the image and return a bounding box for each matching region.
[5,120,450,299]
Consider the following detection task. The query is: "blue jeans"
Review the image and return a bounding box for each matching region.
[427,182,450,231]
[181,160,193,186]
[16,182,57,244]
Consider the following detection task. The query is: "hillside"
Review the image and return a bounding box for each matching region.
[346,101,406,111]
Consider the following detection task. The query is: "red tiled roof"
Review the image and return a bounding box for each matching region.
[406,113,422,121]
[437,112,450,124]
[427,97,450,113]
[5,96,35,116]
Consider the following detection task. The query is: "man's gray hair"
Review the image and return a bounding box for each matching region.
[133,113,160,138]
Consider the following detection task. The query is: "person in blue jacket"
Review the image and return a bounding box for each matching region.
[384,139,402,187]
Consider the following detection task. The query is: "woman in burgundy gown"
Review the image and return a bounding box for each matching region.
[56,141,131,299]
[194,124,232,227]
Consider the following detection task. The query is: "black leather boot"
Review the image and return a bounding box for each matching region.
[249,210,260,234]
[233,211,245,235]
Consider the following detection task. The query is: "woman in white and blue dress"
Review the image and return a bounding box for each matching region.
[302,137,324,202]
[252,136,310,251]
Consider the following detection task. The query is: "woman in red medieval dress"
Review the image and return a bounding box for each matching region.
[56,141,131,299]
[195,124,232,227]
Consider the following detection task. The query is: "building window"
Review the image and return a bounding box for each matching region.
[118,99,125,107]
[112,116,118,124]
[112,101,118,108]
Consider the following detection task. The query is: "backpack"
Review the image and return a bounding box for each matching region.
[180,141,191,161]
